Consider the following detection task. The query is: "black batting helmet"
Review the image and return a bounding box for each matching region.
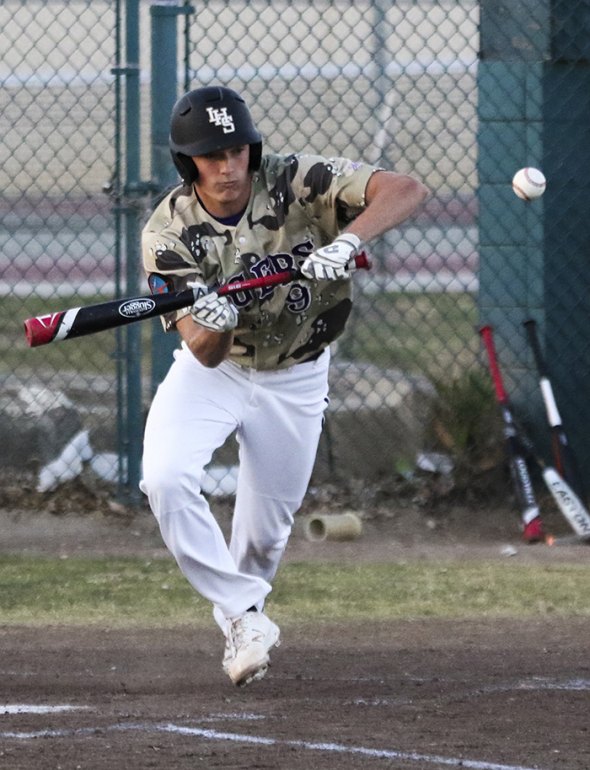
[169,86,263,184]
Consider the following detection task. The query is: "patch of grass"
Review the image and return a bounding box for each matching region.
[341,291,479,379]
[1,556,589,628]
[0,556,203,627]
[273,562,590,621]
[428,368,504,492]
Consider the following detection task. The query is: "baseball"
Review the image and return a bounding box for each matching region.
[512,167,546,201]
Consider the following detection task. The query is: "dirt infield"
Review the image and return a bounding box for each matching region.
[2,618,590,770]
[2,503,590,769]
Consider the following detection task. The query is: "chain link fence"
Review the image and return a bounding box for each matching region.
[182,0,480,489]
[1,1,588,507]
[0,1,124,498]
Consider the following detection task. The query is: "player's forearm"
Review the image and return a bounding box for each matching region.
[345,171,428,243]
[177,315,234,368]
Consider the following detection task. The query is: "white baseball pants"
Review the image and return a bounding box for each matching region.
[141,344,330,621]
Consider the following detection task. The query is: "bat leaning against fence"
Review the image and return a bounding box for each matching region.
[540,465,590,539]
[481,324,590,542]
[479,324,545,544]
[23,251,371,348]
[523,317,587,503]
[515,423,590,540]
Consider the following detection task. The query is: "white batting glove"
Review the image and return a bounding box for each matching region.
[300,233,361,281]
[188,281,239,333]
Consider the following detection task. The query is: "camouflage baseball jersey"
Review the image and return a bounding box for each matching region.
[142,152,379,370]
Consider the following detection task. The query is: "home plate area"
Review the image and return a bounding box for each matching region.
[1,619,589,770]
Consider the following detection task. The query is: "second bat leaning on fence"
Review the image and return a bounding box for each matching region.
[479,324,545,543]
[523,318,587,501]
[481,324,590,541]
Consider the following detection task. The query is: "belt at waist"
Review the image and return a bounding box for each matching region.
[297,349,324,364]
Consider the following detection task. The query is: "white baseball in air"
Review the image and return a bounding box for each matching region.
[512,167,546,201]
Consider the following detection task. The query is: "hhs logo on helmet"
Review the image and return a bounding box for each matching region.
[206,107,235,134]
[169,86,263,183]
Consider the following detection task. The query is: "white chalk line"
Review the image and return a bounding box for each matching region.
[157,723,544,770]
[2,679,583,770]
[0,705,258,721]
[0,704,90,715]
[0,720,545,770]
[348,677,590,707]
[475,677,590,695]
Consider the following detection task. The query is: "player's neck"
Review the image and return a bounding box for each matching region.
[194,186,250,224]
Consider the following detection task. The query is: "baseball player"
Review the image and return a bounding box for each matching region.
[141,85,428,686]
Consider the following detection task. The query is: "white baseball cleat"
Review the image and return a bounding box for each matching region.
[225,611,280,686]
[222,637,232,676]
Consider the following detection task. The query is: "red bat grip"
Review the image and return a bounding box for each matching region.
[24,313,64,347]
[350,250,371,271]
[479,325,508,404]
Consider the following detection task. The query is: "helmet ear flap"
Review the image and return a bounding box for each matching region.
[172,152,198,184]
[249,142,262,172]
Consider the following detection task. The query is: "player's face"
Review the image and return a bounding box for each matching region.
[192,145,252,217]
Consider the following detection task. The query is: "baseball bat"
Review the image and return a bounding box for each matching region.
[496,380,590,539]
[479,324,544,543]
[540,466,590,538]
[24,251,371,347]
[523,318,586,501]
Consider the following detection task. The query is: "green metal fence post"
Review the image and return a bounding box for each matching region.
[149,1,194,393]
[122,0,146,504]
[113,0,126,501]
[478,0,590,471]
[477,0,548,395]
[543,0,590,476]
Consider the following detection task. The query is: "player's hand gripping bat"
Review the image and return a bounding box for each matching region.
[24,251,371,347]
[479,325,544,543]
